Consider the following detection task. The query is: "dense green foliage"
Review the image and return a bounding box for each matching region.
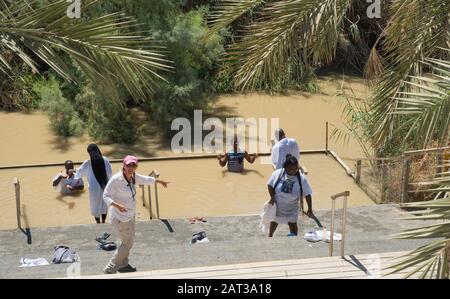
[1,0,327,142]
[32,76,84,137]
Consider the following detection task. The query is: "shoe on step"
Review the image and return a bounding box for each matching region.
[118,264,137,273]
[103,266,117,274]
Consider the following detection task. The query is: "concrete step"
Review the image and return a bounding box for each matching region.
[0,205,440,278]
[78,251,416,279]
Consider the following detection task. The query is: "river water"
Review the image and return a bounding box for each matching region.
[0,76,374,228]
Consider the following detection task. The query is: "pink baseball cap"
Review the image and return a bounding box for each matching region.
[123,155,138,165]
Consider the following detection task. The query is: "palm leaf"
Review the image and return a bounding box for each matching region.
[387,158,450,278]
[205,0,266,41]
[368,0,450,151]
[208,0,353,90]
[0,0,173,106]
[389,58,450,149]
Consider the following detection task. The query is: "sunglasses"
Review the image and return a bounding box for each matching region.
[125,163,138,168]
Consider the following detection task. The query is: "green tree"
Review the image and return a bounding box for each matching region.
[0,0,172,108]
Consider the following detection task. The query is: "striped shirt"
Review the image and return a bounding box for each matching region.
[227,150,245,172]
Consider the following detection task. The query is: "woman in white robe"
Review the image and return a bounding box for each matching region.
[75,144,112,223]
[267,154,313,237]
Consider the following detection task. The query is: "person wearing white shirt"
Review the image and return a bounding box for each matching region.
[271,128,300,170]
[102,155,169,274]
[267,155,313,237]
[74,144,112,224]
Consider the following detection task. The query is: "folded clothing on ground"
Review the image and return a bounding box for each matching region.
[20,258,49,267]
[303,231,321,242]
[315,230,342,242]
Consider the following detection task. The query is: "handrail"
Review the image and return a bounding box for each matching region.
[329,191,349,257]
[150,170,160,219]
[140,170,160,220]
[328,151,354,177]
[330,190,350,200]
[138,170,161,219]
[404,146,450,156]
[13,178,21,229]
[0,150,329,170]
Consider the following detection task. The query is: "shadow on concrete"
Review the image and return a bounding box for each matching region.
[342,255,369,275]
[160,219,174,233]
[20,204,32,245]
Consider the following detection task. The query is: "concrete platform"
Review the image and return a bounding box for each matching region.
[0,204,439,279]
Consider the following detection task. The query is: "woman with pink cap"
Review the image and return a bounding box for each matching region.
[102,155,169,274]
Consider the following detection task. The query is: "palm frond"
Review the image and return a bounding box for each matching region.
[205,0,266,41]
[0,0,173,106]
[364,46,384,81]
[368,0,450,151]
[387,158,450,278]
[385,238,449,278]
[222,0,353,90]
[389,58,450,149]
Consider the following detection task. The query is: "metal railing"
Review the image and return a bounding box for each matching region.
[329,191,349,257]
[140,170,160,219]
[351,146,450,203]
[13,178,21,229]
[13,178,32,244]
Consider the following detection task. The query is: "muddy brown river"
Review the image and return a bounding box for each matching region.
[0,76,374,229]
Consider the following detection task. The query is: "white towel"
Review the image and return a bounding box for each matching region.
[315,230,342,242]
[304,231,321,242]
[20,258,49,267]
[260,200,277,234]
[194,237,210,244]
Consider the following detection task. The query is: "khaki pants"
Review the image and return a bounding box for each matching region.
[105,218,135,272]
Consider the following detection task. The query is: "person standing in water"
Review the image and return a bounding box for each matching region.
[52,160,84,194]
[75,144,112,223]
[271,128,300,170]
[102,155,170,274]
[217,135,257,172]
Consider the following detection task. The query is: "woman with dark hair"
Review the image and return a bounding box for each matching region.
[75,144,113,223]
[267,154,313,237]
